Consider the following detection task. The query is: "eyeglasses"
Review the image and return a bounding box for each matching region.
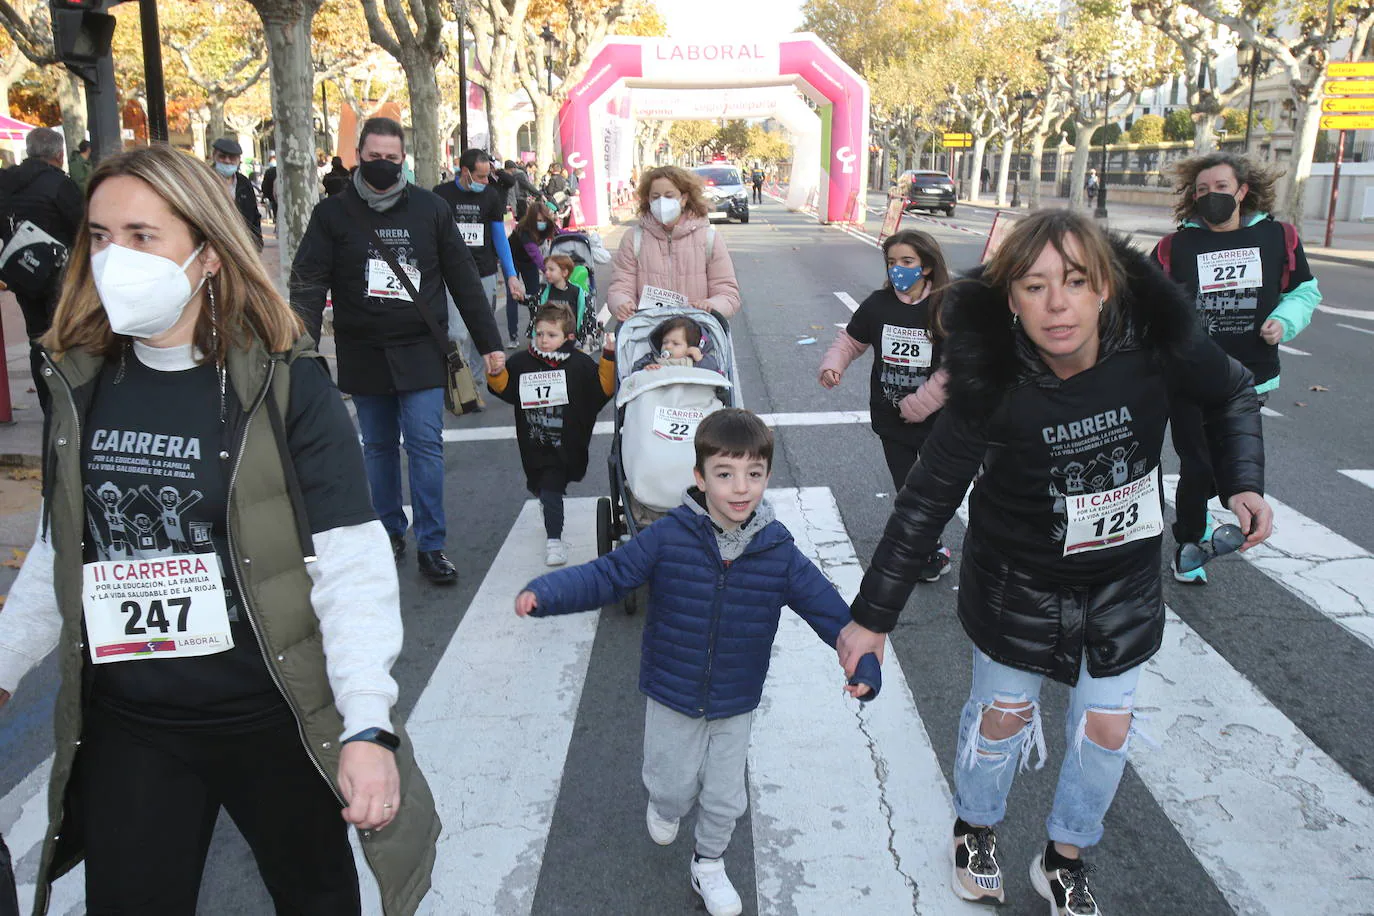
[1175,524,1247,573]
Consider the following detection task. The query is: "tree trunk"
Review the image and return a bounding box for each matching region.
[1281,92,1323,227]
[994,137,1012,207]
[190,113,208,161]
[252,2,322,283]
[534,104,557,170]
[1192,115,1216,155]
[401,54,441,189]
[1028,130,1048,210]
[491,105,521,164]
[57,71,87,154]
[1067,118,1096,210]
[207,98,227,156]
[967,136,988,203]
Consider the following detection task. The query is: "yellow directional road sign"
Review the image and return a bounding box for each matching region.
[1319,114,1374,130]
[1325,80,1374,95]
[1328,62,1374,79]
[943,132,973,148]
[1322,97,1374,113]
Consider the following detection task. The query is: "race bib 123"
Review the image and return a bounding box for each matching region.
[1062,471,1164,556]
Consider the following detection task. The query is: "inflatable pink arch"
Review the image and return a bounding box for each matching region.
[558,33,869,227]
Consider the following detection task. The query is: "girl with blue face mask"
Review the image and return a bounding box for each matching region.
[819,228,957,581]
[507,201,563,345]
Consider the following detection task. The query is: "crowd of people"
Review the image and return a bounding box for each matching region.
[0,120,1317,916]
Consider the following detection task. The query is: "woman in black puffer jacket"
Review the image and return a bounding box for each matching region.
[837,210,1272,915]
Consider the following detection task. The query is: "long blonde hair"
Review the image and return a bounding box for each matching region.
[43,144,302,360]
[636,165,710,219]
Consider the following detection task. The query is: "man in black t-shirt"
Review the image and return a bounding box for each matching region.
[434,149,527,355]
[1153,152,1321,584]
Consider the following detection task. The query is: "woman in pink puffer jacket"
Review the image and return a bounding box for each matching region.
[607,166,742,322]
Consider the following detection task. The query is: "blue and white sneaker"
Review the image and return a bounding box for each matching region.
[1172,519,1213,585]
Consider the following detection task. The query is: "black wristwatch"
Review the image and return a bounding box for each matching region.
[342,727,401,752]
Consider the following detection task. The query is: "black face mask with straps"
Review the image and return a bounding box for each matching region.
[1195,191,1238,226]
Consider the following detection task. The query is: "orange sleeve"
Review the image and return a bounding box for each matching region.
[598,350,617,398]
[487,368,510,395]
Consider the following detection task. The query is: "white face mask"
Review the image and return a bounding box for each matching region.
[92,243,206,339]
[650,196,681,225]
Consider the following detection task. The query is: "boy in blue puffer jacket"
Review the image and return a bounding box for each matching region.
[515,408,881,916]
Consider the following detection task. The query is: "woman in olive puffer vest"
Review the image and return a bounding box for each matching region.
[0,146,438,915]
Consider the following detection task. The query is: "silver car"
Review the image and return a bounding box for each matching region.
[691,165,750,224]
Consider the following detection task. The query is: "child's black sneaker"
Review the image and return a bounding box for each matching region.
[1030,841,1100,916]
[917,546,953,583]
[951,818,1004,905]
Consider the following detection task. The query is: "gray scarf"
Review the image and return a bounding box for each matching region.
[352,167,405,213]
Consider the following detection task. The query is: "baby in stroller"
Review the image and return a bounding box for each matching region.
[632,316,722,374]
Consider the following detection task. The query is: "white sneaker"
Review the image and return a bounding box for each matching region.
[690,855,743,916]
[545,539,568,566]
[645,803,679,845]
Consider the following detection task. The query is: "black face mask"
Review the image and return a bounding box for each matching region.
[1195,191,1238,226]
[360,158,403,191]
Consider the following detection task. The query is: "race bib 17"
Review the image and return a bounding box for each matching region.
[519,369,569,409]
[1197,247,1262,294]
[82,554,233,664]
[637,286,688,312]
[652,406,706,442]
[1062,471,1164,556]
[366,258,422,301]
[881,325,932,368]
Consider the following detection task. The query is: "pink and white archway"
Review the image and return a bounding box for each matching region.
[558,33,869,227]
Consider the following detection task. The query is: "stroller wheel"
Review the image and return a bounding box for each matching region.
[596,497,613,557]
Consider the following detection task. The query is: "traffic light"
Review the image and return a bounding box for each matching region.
[50,0,119,82]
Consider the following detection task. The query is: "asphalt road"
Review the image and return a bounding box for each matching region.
[1,198,1372,916]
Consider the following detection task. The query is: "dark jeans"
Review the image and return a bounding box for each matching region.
[752,183,762,203]
[79,703,359,915]
[1169,393,1267,544]
[353,387,447,551]
[537,467,568,538]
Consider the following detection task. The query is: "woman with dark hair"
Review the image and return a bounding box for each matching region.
[508,201,560,343]
[0,145,438,915]
[837,209,1272,915]
[818,228,955,580]
[606,165,740,323]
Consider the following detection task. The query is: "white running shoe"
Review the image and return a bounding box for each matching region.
[690,856,743,916]
[545,539,568,566]
[645,803,679,845]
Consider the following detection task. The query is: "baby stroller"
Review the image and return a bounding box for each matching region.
[526,231,612,350]
[597,305,740,613]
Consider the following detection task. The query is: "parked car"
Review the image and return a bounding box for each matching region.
[896,170,956,217]
[690,165,750,224]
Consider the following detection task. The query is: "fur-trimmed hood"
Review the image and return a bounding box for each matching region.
[941,234,1199,418]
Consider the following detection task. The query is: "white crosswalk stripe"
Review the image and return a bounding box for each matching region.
[1163,475,1374,649]
[1338,469,1374,492]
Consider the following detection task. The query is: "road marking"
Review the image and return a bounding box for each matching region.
[1338,469,1374,491]
[1277,344,1310,356]
[1336,322,1374,336]
[1164,475,1374,649]
[955,491,1374,914]
[758,488,953,914]
[1318,304,1374,321]
[410,498,603,913]
[833,291,861,313]
[442,410,875,443]
[1260,405,1283,418]
[3,753,85,911]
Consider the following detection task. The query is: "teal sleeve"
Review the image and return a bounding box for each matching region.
[1269,277,1321,342]
[491,222,517,278]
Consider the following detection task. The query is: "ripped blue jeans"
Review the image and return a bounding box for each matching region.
[952,648,1145,848]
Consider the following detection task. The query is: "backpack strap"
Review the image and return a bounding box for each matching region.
[1280,221,1299,291]
[633,225,642,258]
[1155,232,1174,275]
[706,226,716,260]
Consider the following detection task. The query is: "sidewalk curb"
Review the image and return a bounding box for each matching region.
[0,452,40,469]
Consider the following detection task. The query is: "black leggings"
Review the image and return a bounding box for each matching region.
[882,437,944,554]
[537,467,568,538]
[78,702,360,915]
[1169,394,1266,544]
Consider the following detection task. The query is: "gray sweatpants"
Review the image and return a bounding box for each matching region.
[642,698,753,859]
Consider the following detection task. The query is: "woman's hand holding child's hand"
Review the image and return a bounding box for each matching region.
[844,683,871,699]
[819,368,841,389]
[515,590,539,617]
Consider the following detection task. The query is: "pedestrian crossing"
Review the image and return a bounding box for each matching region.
[4,478,1374,914]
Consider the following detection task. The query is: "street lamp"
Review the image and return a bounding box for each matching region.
[540,24,560,97]
[1010,90,1036,208]
[1095,68,1121,220]
[1236,37,1272,152]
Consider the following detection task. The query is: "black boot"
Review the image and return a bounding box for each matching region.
[389,532,406,563]
[417,550,458,584]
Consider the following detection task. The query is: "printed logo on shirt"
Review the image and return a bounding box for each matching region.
[89,428,202,479]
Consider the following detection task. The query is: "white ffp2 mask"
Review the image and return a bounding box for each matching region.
[92,243,206,339]
[650,196,681,225]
